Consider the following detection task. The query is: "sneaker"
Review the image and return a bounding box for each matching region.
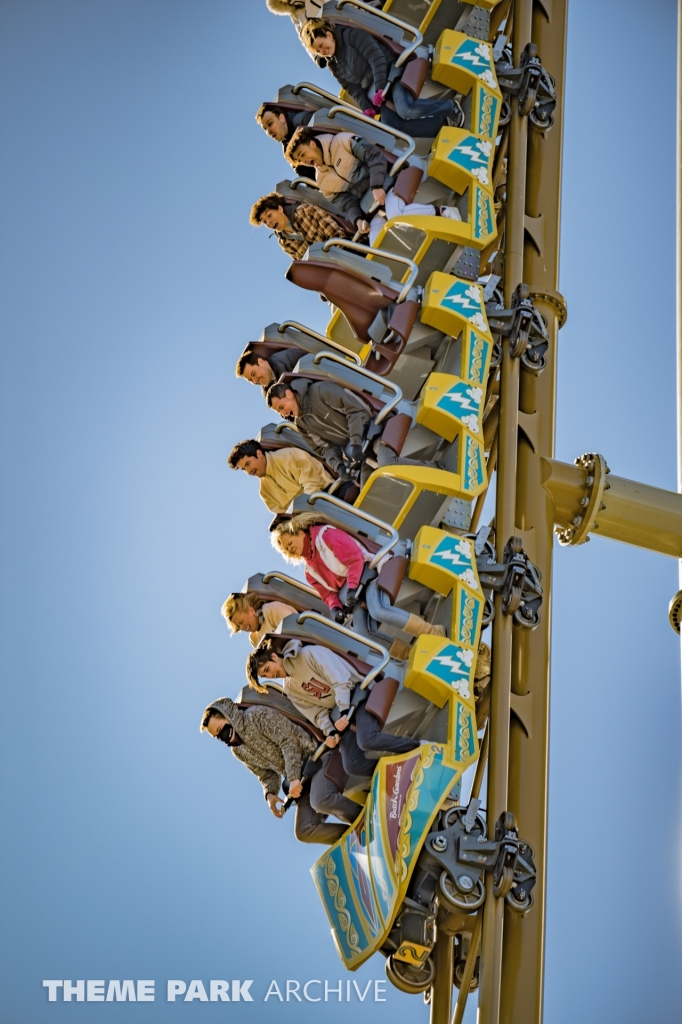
[446,101,465,128]
[439,206,462,221]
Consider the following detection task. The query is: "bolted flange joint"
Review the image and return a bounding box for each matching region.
[555,452,610,546]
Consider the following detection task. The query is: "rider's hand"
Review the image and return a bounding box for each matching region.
[372,89,385,107]
[350,444,363,464]
[355,219,370,235]
[325,733,340,748]
[372,187,387,205]
[336,716,349,732]
[288,779,303,799]
[266,793,285,818]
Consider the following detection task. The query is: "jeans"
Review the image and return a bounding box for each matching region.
[365,578,410,631]
[354,704,419,756]
[381,104,450,139]
[392,81,454,122]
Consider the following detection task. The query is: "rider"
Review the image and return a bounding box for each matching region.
[270,512,445,642]
[300,19,460,137]
[248,637,421,760]
[227,439,333,514]
[249,192,351,260]
[265,377,443,484]
[201,696,358,844]
[285,127,461,243]
[235,345,306,392]
[221,590,297,647]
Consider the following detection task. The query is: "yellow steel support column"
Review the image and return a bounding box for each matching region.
[498,2,568,1023]
[478,0,533,1021]
[430,930,454,1024]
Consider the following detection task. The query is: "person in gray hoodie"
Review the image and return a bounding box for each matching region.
[201,696,359,844]
[248,639,420,767]
[266,376,443,482]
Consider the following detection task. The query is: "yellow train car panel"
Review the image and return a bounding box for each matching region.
[409,525,484,651]
[432,32,502,101]
[421,271,493,339]
[416,371,484,443]
[405,635,478,709]
[355,460,486,525]
[428,128,495,196]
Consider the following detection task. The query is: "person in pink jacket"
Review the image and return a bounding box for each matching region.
[271,513,445,652]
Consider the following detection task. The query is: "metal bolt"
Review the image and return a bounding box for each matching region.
[457,875,475,892]
[572,516,583,526]
[477,835,486,844]
[432,835,448,852]
[579,497,589,507]
[585,475,594,486]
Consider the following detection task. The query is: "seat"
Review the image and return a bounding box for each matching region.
[243,573,330,617]
[234,683,325,742]
[287,260,399,343]
[255,426,343,482]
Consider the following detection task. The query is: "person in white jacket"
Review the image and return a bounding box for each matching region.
[247,638,419,773]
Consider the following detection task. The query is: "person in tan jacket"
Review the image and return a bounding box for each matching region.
[221,591,298,647]
[286,127,462,243]
[227,439,333,514]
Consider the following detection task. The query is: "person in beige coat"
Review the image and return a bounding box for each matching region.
[227,439,333,514]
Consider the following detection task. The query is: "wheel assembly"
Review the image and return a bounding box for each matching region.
[439,870,486,912]
[505,885,534,915]
[385,954,435,994]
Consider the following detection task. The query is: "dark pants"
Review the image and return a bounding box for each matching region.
[381,99,450,139]
[339,725,378,778]
[354,704,419,756]
[293,768,362,845]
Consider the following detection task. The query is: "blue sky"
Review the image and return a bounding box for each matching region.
[0,1,680,1022]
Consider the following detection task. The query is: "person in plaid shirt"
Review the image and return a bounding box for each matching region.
[250,192,352,259]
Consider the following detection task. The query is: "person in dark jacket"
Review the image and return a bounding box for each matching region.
[201,697,358,844]
[249,193,350,260]
[301,20,460,135]
[255,102,316,178]
[236,346,306,392]
[265,377,443,481]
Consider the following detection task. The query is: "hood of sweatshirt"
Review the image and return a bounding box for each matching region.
[205,697,248,738]
[281,638,304,669]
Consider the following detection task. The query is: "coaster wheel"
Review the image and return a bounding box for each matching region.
[439,871,486,913]
[385,954,435,994]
